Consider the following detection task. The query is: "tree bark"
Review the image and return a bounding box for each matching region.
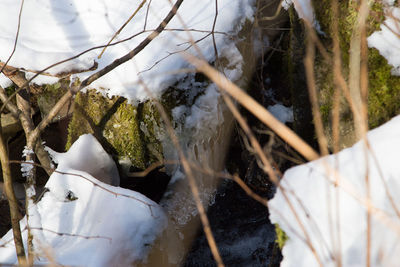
[0,118,26,264]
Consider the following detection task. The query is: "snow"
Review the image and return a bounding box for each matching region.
[45,134,120,186]
[0,0,255,102]
[269,115,400,266]
[0,0,257,264]
[368,7,400,75]
[160,82,229,225]
[282,0,314,23]
[267,104,293,124]
[0,73,12,88]
[282,0,322,32]
[0,134,167,266]
[158,35,249,226]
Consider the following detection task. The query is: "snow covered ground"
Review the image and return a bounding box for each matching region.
[0,134,167,266]
[0,0,254,102]
[269,115,400,266]
[0,0,258,265]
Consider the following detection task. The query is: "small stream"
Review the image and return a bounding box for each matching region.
[184,180,282,267]
[182,40,294,266]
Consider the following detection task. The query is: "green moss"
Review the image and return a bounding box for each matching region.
[4,84,17,97]
[66,71,210,170]
[275,224,288,250]
[368,48,400,128]
[37,80,69,119]
[67,90,163,169]
[310,0,398,132]
[107,101,148,169]
[137,101,164,164]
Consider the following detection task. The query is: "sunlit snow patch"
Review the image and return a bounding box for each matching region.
[282,0,322,32]
[0,0,254,101]
[45,134,120,186]
[269,115,400,266]
[368,7,400,75]
[0,134,167,267]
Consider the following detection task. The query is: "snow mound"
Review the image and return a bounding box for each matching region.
[45,134,120,186]
[0,134,167,266]
[0,0,254,101]
[269,115,400,266]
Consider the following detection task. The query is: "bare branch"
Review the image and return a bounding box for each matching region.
[8,160,157,210]
[187,55,320,161]
[0,61,98,79]
[260,0,284,21]
[0,117,26,263]
[304,26,329,156]
[98,0,147,59]
[31,227,112,243]
[26,0,185,152]
[0,69,53,176]
[137,77,225,266]
[0,0,24,75]
[77,0,185,91]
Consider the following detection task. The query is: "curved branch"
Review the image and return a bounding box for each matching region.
[77,0,185,91]
[28,0,185,152]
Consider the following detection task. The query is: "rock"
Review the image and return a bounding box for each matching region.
[1,113,22,139]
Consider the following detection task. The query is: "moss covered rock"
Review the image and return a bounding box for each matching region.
[67,90,163,170]
[288,1,400,148]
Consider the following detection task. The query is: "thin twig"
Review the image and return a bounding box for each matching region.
[98,0,147,59]
[260,0,284,21]
[331,0,343,264]
[0,116,26,263]
[304,26,329,156]
[77,0,185,92]
[186,55,320,161]
[31,227,112,243]
[0,0,24,75]
[211,0,219,64]
[8,160,157,210]
[221,92,323,265]
[26,0,185,161]
[136,70,224,266]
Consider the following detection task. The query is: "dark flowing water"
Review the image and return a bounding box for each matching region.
[184,180,282,267]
